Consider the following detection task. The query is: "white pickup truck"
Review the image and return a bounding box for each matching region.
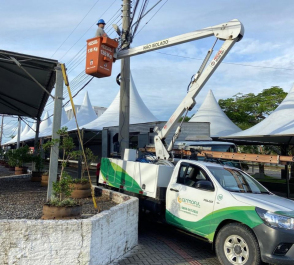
[100,157,294,265]
[99,19,294,265]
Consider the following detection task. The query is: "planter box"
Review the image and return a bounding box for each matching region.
[0,186,138,265]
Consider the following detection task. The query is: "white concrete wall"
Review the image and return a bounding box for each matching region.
[0,188,138,265]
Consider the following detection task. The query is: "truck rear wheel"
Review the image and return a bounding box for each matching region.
[215,223,260,265]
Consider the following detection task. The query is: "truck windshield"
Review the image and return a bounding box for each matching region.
[207,166,270,194]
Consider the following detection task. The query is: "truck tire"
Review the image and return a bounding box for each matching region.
[215,223,260,265]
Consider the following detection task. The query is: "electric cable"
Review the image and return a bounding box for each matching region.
[59,0,117,61]
[156,51,294,71]
[51,0,101,58]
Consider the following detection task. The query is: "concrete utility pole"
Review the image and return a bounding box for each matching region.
[119,0,131,158]
[47,64,63,201]
[17,116,21,149]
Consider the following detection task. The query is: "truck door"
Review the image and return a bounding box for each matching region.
[166,162,217,238]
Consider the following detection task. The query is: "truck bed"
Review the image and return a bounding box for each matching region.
[99,157,174,199]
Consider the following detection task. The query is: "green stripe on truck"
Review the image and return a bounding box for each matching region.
[100,157,143,193]
[166,206,263,242]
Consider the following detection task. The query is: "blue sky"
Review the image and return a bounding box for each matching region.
[1,0,294,142]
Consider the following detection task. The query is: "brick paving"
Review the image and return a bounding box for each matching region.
[113,216,221,265]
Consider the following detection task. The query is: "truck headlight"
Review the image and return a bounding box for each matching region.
[256,208,294,230]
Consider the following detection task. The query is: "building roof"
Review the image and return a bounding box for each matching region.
[189,90,241,137]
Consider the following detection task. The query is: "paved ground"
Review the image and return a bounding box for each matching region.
[113,215,220,265]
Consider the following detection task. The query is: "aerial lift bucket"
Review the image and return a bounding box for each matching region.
[85,37,118,78]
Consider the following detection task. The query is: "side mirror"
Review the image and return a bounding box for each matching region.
[195,180,214,191]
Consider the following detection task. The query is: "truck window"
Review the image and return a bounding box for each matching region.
[207,166,270,194]
[177,163,210,188]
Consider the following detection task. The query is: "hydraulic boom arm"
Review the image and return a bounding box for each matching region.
[117,19,244,160]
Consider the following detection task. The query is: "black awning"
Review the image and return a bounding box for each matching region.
[0,50,58,118]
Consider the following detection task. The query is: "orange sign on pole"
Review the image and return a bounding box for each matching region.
[85,37,118,78]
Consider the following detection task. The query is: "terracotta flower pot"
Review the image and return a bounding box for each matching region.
[15,166,23,175]
[41,174,60,186]
[70,182,92,199]
[41,174,49,187]
[31,171,43,182]
[41,204,82,220]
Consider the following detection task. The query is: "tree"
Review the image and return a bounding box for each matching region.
[218,86,287,130]
[219,86,287,176]
[178,114,194,122]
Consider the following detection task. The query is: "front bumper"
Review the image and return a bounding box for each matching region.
[253,223,294,265]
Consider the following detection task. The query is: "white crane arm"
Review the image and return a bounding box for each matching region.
[117,19,244,59]
[116,19,244,160]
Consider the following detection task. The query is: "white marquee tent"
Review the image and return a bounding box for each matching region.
[189,90,241,137]
[21,111,52,142]
[62,91,97,132]
[82,74,158,130]
[4,124,23,145]
[39,107,69,138]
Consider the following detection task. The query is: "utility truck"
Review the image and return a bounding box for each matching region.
[99,20,294,265]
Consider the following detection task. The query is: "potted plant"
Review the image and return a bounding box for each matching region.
[71,148,97,199]
[41,172,81,219]
[31,149,45,182]
[41,127,82,219]
[41,171,49,187]
[42,127,81,187]
[6,149,16,171]
[3,150,10,168]
[13,145,32,174]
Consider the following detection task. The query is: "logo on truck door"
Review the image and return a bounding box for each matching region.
[177,196,200,208]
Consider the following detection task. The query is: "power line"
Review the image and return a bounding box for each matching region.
[59,0,117,61]
[135,0,169,37]
[156,51,294,71]
[51,0,101,58]
[65,6,122,67]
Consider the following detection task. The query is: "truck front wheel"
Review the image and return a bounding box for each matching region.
[215,223,260,265]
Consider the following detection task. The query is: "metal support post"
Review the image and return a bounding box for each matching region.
[0,115,4,147]
[17,116,21,149]
[32,118,41,171]
[33,118,40,154]
[47,64,63,201]
[119,0,131,159]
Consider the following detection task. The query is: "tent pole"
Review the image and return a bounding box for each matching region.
[34,118,40,154]
[47,64,63,201]
[17,116,21,149]
[0,114,4,147]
